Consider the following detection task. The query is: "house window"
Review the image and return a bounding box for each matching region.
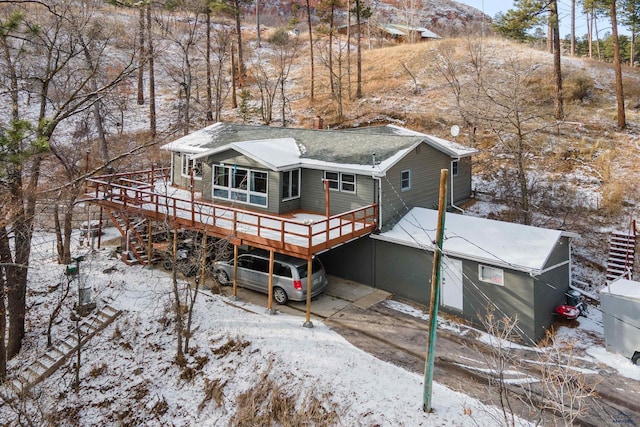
[212,164,268,207]
[181,153,203,180]
[323,171,356,193]
[452,161,459,177]
[324,171,339,190]
[479,265,504,286]
[282,169,300,201]
[401,169,411,191]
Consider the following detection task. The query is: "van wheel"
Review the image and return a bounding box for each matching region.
[632,352,640,365]
[162,259,173,271]
[273,287,288,305]
[215,270,229,285]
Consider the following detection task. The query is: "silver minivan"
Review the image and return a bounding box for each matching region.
[212,249,329,304]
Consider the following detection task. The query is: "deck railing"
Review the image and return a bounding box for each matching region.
[84,168,378,257]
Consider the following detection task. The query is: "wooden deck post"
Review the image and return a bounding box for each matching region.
[324,179,330,243]
[267,249,275,314]
[97,207,103,249]
[303,257,313,328]
[232,244,238,299]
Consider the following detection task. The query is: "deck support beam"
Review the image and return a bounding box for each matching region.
[303,257,314,328]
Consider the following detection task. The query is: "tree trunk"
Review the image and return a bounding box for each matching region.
[0,229,10,380]
[588,12,593,59]
[355,0,362,98]
[632,31,636,67]
[329,4,335,95]
[54,202,65,264]
[256,0,261,48]
[206,8,213,122]
[147,4,157,139]
[551,0,564,121]
[306,0,314,101]
[610,0,626,129]
[171,228,184,365]
[234,0,244,84]
[137,6,145,105]
[570,0,575,56]
[547,10,553,53]
[231,46,237,109]
[347,0,352,99]
[80,37,109,162]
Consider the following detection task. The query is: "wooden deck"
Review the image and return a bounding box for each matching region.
[84,168,378,258]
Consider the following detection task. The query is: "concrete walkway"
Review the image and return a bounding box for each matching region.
[219,275,391,320]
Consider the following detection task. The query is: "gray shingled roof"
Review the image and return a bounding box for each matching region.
[162,122,475,166]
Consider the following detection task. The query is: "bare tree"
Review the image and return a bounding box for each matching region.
[610,0,626,129]
[163,4,204,135]
[436,43,556,224]
[0,0,137,358]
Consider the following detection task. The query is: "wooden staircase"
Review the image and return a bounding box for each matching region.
[104,209,156,266]
[9,304,122,393]
[606,219,637,284]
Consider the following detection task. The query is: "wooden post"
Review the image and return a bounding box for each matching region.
[190,168,195,225]
[267,249,275,314]
[303,257,314,328]
[97,207,103,249]
[200,233,208,289]
[147,220,153,267]
[423,169,448,413]
[324,179,330,243]
[232,244,238,298]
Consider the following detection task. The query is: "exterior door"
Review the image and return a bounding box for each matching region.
[441,258,463,311]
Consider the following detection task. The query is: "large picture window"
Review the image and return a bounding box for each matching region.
[479,265,504,286]
[212,164,268,207]
[181,153,203,180]
[323,171,356,193]
[282,169,300,201]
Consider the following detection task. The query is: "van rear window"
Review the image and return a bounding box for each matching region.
[296,259,323,278]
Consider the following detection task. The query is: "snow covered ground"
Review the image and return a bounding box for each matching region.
[2,228,638,425]
[0,229,525,425]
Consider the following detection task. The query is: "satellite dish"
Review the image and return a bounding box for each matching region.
[450,125,460,138]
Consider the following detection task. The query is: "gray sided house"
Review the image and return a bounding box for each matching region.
[161,122,476,229]
[321,208,577,343]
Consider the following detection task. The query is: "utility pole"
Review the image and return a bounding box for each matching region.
[423,169,448,413]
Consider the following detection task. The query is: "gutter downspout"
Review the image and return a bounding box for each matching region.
[374,176,383,230]
[450,158,464,214]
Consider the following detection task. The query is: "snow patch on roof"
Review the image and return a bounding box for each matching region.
[385,124,477,157]
[601,278,640,300]
[374,207,572,274]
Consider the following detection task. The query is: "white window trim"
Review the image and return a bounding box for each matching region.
[180,153,203,180]
[324,171,356,194]
[282,169,301,201]
[401,169,411,191]
[478,265,504,286]
[212,164,268,208]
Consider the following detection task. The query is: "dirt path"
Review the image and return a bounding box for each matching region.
[324,301,640,426]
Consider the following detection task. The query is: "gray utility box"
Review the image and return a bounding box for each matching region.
[600,278,640,364]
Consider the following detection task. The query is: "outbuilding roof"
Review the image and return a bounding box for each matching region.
[601,279,640,300]
[372,207,578,275]
[161,122,476,176]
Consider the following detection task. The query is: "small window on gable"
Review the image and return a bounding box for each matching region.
[479,265,504,286]
[401,169,411,191]
[452,161,459,177]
